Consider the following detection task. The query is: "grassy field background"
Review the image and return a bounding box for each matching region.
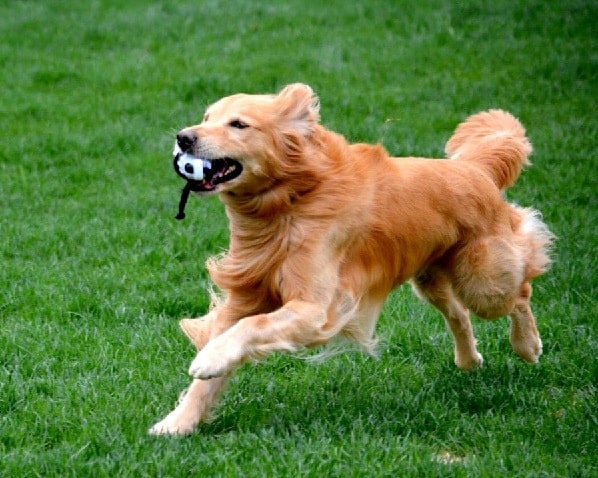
[1,0,596,476]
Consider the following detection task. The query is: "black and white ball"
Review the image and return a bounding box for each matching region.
[176,153,209,181]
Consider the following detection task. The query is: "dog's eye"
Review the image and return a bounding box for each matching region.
[203,113,210,122]
[229,119,249,129]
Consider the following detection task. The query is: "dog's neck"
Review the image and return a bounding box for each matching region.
[220,181,303,218]
[206,198,294,309]
[207,127,369,306]
[219,126,350,219]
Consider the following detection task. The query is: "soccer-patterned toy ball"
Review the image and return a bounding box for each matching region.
[176,153,207,181]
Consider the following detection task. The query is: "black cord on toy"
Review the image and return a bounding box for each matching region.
[175,182,192,220]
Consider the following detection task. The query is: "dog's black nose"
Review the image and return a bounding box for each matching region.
[176,130,197,152]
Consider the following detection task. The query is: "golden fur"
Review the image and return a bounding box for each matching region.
[150,84,553,435]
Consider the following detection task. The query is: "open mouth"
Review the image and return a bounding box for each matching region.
[173,153,243,192]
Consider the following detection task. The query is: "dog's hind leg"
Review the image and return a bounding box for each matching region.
[507,206,553,363]
[411,270,483,370]
[509,281,542,363]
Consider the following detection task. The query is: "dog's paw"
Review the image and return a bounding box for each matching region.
[188,356,227,380]
[512,336,543,364]
[188,341,240,379]
[455,351,484,371]
[148,412,196,436]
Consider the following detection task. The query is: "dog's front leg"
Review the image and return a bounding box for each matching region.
[149,303,248,435]
[179,309,217,350]
[188,299,335,380]
[148,376,228,435]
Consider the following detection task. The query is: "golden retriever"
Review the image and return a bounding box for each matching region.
[150,83,553,435]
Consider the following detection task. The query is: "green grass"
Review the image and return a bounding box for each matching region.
[1,0,596,476]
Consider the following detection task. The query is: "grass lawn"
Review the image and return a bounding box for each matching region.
[1,0,596,476]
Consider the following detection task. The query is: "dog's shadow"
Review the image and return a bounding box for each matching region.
[196,353,543,438]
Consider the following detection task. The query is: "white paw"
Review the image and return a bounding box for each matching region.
[188,354,226,379]
[148,412,195,436]
[188,342,239,379]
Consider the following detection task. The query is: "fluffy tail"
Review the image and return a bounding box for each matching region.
[445,110,532,190]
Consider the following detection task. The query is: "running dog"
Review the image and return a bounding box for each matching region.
[150,83,553,435]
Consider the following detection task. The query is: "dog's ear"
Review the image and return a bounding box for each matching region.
[276,83,320,135]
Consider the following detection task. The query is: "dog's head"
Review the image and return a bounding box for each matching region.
[173,83,321,198]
